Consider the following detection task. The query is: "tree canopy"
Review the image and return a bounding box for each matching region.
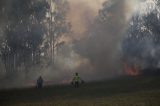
[0,0,70,78]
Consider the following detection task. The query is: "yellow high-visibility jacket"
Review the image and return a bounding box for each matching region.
[73,75,81,82]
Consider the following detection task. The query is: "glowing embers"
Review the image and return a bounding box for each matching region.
[124,63,140,76]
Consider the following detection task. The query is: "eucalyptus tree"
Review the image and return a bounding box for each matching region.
[122,0,160,69]
[0,0,70,77]
[44,0,70,65]
[0,0,49,77]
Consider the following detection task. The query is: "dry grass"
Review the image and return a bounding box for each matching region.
[1,76,160,106]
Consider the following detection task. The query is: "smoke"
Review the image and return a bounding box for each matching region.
[73,0,125,79]
[53,0,139,81]
[66,0,105,40]
[0,0,151,89]
[52,0,108,82]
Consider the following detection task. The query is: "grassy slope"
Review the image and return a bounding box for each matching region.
[0,76,160,106]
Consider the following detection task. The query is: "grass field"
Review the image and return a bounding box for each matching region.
[0,76,160,106]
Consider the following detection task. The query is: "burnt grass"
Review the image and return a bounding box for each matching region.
[0,75,160,106]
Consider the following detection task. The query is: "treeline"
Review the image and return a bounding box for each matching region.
[0,0,70,78]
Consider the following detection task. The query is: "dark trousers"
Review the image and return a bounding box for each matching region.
[75,81,79,88]
[37,83,43,88]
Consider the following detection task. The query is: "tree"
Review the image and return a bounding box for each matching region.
[0,0,70,78]
[122,0,160,69]
[43,0,70,65]
[0,0,49,77]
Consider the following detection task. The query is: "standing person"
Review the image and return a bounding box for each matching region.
[72,73,81,88]
[37,76,43,88]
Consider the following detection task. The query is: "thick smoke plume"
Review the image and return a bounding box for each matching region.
[65,0,134,80]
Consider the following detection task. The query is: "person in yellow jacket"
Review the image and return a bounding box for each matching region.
[72,72,81,88]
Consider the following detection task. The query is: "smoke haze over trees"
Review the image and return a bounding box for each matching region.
[0,0,160,89]
[0,0,70,88]
[123,0,160,70]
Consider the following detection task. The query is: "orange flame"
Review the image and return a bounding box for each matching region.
[124,63,140,76]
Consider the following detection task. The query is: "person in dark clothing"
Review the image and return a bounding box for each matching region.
[72,73,81,88]
[37,76,43,88]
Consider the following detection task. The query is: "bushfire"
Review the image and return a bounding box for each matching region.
[124,63,140,76]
